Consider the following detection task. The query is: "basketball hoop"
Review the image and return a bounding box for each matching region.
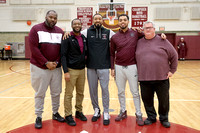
[106,9,117,25]
[108,16,114,24]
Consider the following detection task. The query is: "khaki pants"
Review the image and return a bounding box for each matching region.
[64,68,85,116]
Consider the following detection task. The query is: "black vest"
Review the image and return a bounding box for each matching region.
[86,25,111,69]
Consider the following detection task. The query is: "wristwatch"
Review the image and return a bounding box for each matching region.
[45,61,48,65]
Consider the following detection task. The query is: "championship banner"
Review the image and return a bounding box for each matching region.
[131,7,148,27]
[0,0,6,3]
[77,7,93,30]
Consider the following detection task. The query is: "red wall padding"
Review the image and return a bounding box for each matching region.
[176,36,200,59]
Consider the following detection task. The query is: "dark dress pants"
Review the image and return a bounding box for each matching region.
[140,79,169,122]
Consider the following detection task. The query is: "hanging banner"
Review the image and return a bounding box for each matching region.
[131,7,148,27]
[0,0,6,3]
[77,7,93,30]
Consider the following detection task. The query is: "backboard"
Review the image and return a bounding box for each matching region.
[97,2,128,32]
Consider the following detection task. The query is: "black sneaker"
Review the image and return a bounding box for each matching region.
[52,112,65,122]
[144,118,156,125]
[65,115,76,126]
[35,117,42,129]
[161,121,171,128]
[92,108,101,122]
[75,111,87,121]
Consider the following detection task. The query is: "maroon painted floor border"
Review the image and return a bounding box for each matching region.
[7,115,200,133]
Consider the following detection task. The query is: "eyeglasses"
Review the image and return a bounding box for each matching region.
[143,27,154,30]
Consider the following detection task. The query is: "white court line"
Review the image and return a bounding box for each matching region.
[0,97,199,102]
[0,68,29,78]
[0,79,30,93]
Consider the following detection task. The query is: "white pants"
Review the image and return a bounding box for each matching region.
[115,64,142,116]
[30,64,62,118]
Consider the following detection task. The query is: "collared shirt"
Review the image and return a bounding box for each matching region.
[70,31,84,53]
[110,28,144,69]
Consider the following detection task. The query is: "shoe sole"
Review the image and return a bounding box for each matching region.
[103,121,110,126]
[52,118,65,122]
[91,115,101,122]
[137,122,144,126]
[161,123,170,128]
[162,125,170,128]
[35,125,42,129]
[161,122,171,128]
[65,121,76,126]
[144,121,156,125]
[75,116,87,121]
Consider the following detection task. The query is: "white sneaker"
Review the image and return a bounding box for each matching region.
[92,108,101,122]
[103,112,110,125]
[103,112,110,120]
[94,108,100,117]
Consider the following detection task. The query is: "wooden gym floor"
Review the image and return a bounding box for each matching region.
[0,60,200,132]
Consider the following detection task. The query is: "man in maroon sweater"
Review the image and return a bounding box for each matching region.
[110,14,144,126]
[136,21,178,128]
[29,10,65,129]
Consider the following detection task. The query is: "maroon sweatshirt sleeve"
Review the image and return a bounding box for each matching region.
[166,40,178,74]
[55,32,64,64]
[110,36,116,69]
[29,26,48,66]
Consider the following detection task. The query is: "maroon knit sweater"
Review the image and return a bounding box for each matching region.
[29,22,64,69]
[136,35,178,81]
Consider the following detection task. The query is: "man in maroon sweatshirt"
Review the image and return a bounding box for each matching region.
[110,14,144,126]
[110,14,167,126]
[29,10,65,129]
[136,21,178,128]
